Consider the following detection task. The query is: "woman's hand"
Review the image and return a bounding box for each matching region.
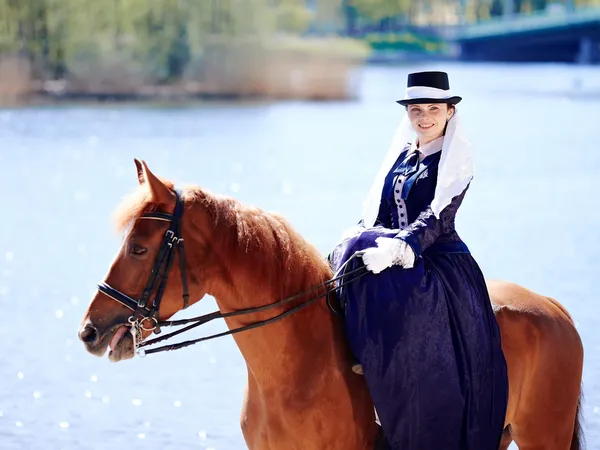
[360,237,415,274]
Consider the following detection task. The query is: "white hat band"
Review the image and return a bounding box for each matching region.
[405,86,452,100]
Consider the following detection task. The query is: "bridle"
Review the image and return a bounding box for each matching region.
[98,189,189,335]
[96,189,367,357]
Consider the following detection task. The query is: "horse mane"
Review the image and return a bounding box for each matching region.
[113,182,333,301]
[112,179,175,233]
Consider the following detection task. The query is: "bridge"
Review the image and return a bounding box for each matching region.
[451,7,600,64]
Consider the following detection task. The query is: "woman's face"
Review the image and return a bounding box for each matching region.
[407,103,454,145]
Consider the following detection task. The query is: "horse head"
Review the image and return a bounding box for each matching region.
[78,159,214,361]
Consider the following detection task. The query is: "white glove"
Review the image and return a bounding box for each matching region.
[360,237,415,274]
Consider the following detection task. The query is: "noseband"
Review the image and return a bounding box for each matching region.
[97,189,189,334]
[95,188,368,357]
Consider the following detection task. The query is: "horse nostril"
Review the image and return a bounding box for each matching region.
[79,325,98,344]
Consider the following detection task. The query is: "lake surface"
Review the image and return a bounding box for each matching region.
[1,62,599,449]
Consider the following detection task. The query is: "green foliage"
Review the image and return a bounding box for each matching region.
[0,0,322,82]
[1,0,599,84]
[348,0,411,21]
[273,0,314,33]
[364,31,448,54]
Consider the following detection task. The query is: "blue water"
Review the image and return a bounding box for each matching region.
[0,63,599,449]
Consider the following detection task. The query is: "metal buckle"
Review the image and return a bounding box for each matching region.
[139,316,158,332]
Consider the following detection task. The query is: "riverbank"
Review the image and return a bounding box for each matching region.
[0,36,371,107]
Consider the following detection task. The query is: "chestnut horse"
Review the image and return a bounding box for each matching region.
[78,160,584,450]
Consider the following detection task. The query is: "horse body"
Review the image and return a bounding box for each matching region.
[78,160,583,450]
[489,281,584,450]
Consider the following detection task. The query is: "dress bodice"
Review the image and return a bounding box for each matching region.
[377,146,442,231]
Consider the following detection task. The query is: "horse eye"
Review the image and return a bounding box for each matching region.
[129,243,147,257]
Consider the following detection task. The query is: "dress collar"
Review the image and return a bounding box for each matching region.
[410,135,444,160]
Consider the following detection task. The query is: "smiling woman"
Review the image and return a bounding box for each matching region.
[329,71,511,450]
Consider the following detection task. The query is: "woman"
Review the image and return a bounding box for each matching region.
[329,71,508,450]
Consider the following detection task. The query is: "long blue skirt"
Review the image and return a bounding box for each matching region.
[330,227,508,450]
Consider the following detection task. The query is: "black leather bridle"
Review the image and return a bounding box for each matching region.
[95,188,367,357]
[98,189,189,334]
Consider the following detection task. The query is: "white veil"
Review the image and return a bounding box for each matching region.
[361,108,474,228]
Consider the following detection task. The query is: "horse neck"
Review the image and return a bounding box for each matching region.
[180,196,379,448]
[214,251,346,390]
[188,199,350,393]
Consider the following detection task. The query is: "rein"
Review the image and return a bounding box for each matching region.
[96,189,367,357]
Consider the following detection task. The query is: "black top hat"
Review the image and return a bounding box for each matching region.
[396,71,462,106]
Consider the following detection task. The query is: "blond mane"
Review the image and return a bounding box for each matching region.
[112,182,332,300]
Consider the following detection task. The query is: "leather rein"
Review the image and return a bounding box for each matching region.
[97,189,367,357]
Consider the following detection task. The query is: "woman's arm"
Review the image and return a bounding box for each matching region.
[396,184,469,258]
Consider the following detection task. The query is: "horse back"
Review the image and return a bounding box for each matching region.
[487,279,584,448]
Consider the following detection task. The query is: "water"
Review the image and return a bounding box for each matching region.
[1,62,599,449]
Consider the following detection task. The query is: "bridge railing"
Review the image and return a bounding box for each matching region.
[454,6,600,40]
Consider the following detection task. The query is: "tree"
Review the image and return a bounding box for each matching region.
[348,0,412,22]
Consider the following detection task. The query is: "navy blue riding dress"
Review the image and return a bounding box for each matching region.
[330,142,509,450]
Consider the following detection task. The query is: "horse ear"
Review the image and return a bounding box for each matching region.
[140,160,173,205]
[134,158,144,185]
